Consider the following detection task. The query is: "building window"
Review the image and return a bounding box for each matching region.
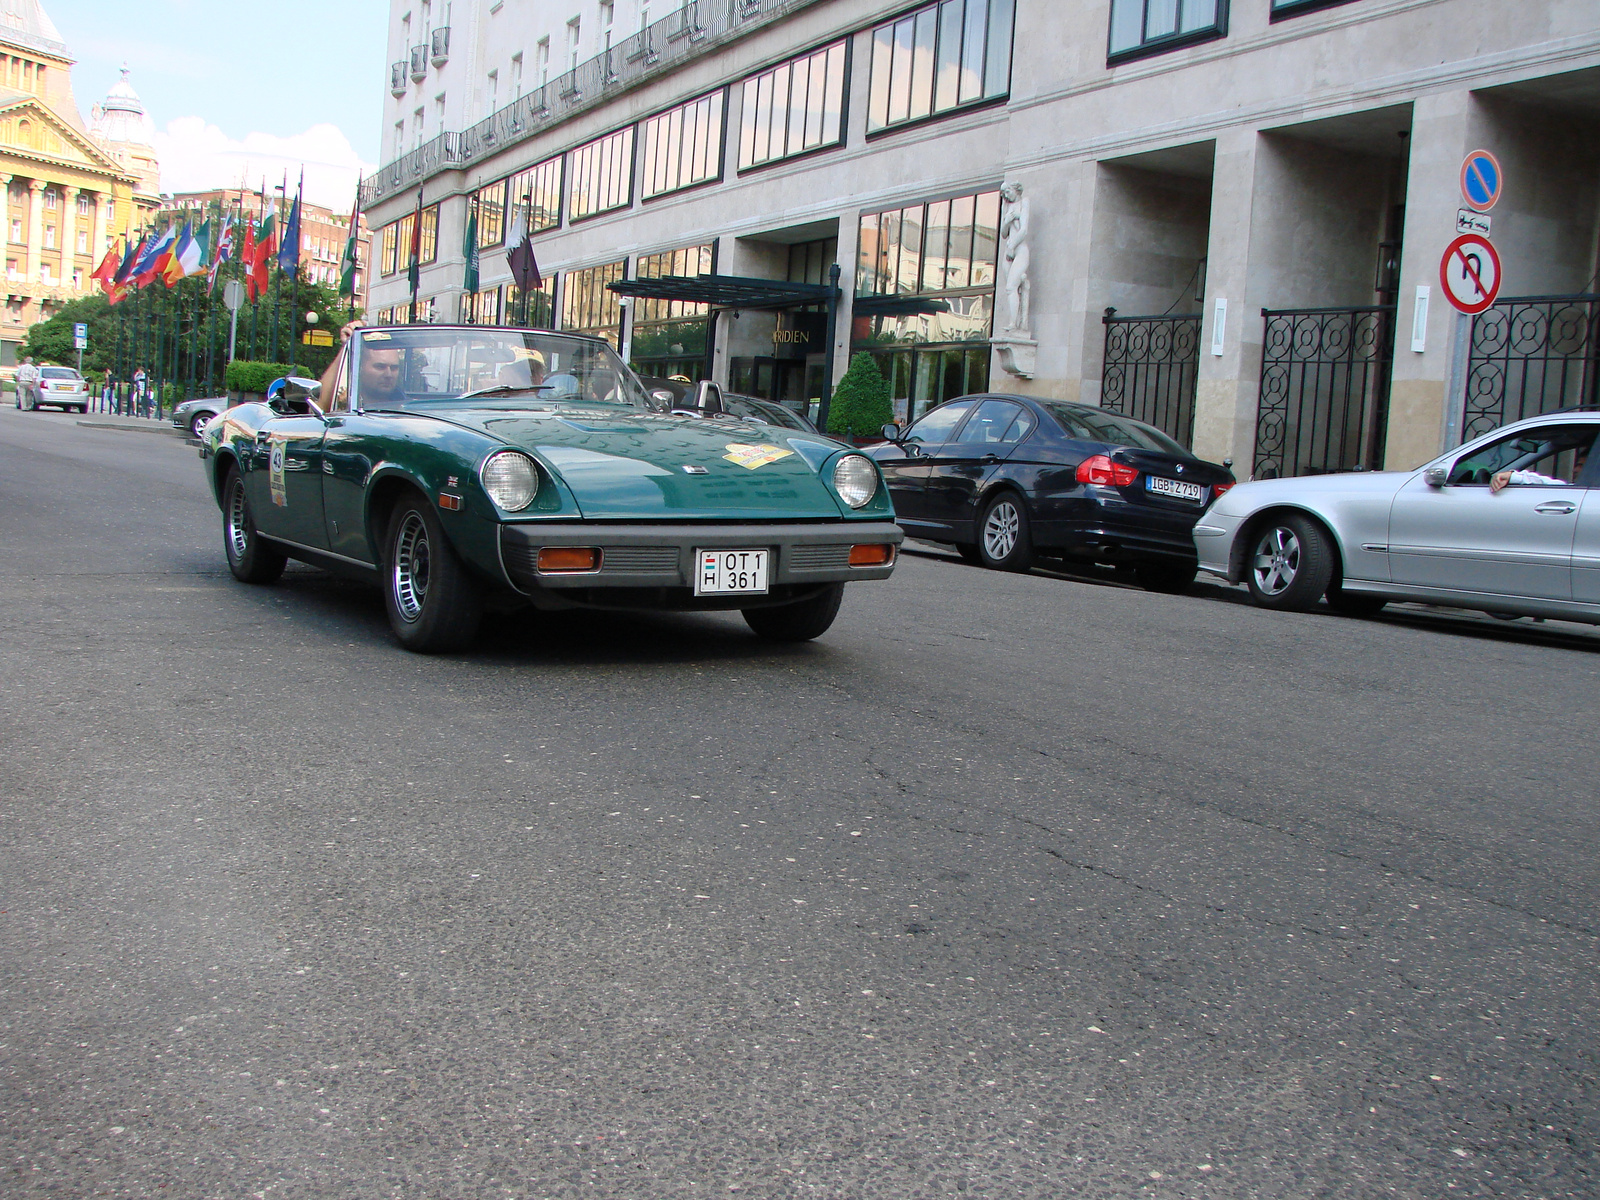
[569,127,634,221]
[856,190,1001,421]
[496,154,564,237]
[10,218,20,242]
[77,229,86,253]
[566,18,581,72]
[43,189,56,210]
[561,259,627,346]
[739,39,847,171]
[475,178,507,248]
[417,204,439,264]
[631,243,715,379]
[600,0,614,48]
[641,91,723,200]
[1108,0,1227,62]
[44,223,54,248]
[1270,0,1359,17]
[107,199,115,221]
[381,222,399,274]
[394,120,404,155]
[867,0,1013,134]
[76,195,89,215]
[485,69,498,118]
[435,93,447,129]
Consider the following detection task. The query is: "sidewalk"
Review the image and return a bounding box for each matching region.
[75,411,186,436]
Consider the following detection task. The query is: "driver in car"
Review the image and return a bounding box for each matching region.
[1491,442,1589,492]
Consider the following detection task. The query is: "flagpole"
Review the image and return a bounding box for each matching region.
[271,173,285,364]
[347,176,362,323]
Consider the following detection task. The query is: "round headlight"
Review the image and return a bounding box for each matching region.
[832,454,878,508]
[480,451,539,511]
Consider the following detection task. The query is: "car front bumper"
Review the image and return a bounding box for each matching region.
[1192,512,1245,581]
[499,520,903,609]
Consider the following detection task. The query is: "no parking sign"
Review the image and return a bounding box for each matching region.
[1439,234,1501,315]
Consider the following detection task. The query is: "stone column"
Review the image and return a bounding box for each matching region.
[90,188,108,262]
[60,186,79,289]
[25,179,43,285]
[1191,127,1265,471]
[0,174,10,279]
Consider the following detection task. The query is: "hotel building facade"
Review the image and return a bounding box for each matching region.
[365,0,1600,475]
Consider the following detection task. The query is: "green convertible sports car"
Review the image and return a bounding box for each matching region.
[198,324,901,652]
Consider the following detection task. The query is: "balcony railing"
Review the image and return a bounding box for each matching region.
[363,0,823,208]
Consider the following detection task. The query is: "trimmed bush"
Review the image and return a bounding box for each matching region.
[224,360,308,394]
[825,351,893,439]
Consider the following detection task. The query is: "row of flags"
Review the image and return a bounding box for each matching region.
[89,174,362,307]
[460,191,541,299]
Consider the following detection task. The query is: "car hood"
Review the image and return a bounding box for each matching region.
[431,406,852,519]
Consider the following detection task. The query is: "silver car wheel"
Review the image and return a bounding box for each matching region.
[983,500,1020,561]
[1252,526,1301,596]
[392,511,432,623]
[191,412,212,438]
[225,476,251,563]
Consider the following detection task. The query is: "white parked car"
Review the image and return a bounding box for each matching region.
[34,365,89,412]
[1194,409,1600,624]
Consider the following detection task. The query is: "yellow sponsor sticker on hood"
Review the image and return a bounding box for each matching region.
[722,442,795,470]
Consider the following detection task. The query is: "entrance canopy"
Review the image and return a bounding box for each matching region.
[608,273,835,311]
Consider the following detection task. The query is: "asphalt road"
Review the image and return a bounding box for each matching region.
[1,405,1596,1200]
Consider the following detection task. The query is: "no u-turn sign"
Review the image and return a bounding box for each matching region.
[1439,234,1501,315]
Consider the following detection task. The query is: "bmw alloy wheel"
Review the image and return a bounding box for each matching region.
[983,499,1021,561]
[1251,526,1301,596]
[392,511,432,622]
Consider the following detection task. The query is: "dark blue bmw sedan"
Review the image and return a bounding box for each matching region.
[864,394,1235,592]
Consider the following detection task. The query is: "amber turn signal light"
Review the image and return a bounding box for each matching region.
[848,543,895,567]
[537,546,600,572]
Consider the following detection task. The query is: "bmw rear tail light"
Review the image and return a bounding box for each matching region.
[1075,454,1139,487]
[1212,482,1234,499]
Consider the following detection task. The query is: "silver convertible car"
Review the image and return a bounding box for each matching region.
[1194,409,1600,623]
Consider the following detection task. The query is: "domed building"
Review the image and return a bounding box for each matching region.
[0,0,150,369]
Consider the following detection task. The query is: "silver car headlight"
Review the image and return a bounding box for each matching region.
[832,454,878,508]
[480,450,539,511]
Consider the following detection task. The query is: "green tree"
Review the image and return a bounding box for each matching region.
[20,293,115,377]
[825,351,893,439]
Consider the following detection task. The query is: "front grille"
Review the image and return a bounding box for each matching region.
[788,544,852,572]
[599,546,680,575]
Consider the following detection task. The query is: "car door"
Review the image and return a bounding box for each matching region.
[876,400,976,527]
[1570,463,1600,605]
[247,412,329,550]
[1388,422,1597,601]
[921,399,1037,538]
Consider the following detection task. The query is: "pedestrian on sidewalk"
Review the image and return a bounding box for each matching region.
[133,366,147,417]
[15,356,39,410]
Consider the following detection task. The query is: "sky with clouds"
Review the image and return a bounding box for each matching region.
[51,0,390,210]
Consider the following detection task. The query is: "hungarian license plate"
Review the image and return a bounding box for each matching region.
[1147,476,1205,502]
[695,548,769,595]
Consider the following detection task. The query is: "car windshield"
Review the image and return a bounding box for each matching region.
[353,327,655,412]
[40,367,77,380]
[1046,403,1185,455]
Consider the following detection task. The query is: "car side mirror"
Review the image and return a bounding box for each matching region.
[693,379,724,416]
[1423,465,1448,488]
[881,422,904,442]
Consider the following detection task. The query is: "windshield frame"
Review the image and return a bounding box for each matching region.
[350,325,656,414]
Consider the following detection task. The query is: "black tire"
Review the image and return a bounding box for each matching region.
[222,465,287,584]
[743,583,844,642]
[1325,583,1387,617]
[1136,561,1198,594]
[190,412,212,439]
[383,496,482,652]
[1243,513,1335,611]
[955,543,982,565]
[976,491,1034,572]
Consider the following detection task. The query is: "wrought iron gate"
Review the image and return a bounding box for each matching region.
[1253,305,1395,479]
[1101,308,1201,447]
[1462,294,1600,441]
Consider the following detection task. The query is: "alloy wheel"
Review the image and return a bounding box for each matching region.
[1252,526,1301,596]
[226,478,251,563]
[983,500,1020,561]
[392,511,432,622]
